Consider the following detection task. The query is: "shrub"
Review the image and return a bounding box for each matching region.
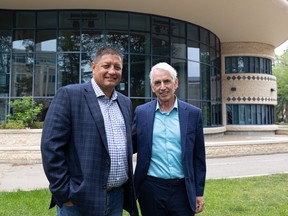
[6,97,43,128]
[0,120,26,129]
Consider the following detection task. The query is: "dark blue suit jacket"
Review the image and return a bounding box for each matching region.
[132,99,206,212]
[41,81,138,216]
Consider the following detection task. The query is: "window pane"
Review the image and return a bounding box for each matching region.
[152,16,169,34]
[0,30,12,53]
[130,55,150,97]
[187,41,200,62]
[11,53,33,96]
[0,98,9,123]
[59,11,81,28]
[201,64,210,100]
[0,10,12,28]
[13,30,34,52]
[106,31,129,54]
[187,24,199,41]
[172,59,186,100]
[130,32,150,54]
[152,34,169,56]
[81,31,105,52]
[106,12,128,30]
[171,20,185,37]
[58,30,80,52]
[202,102,211,126]
[0,53,10,96]
[130,14,150,31]
[37,11,57,28]
[57,53,80,88]
[210,32,216,48]
[116,55,128,96]
[15,11,35,28]
[188,61,200,100]
[81,53,92,83]
[36,30,57,52]
[200,28,209,45]
[171,37,186,59]
[227,104,232,124]
[200,44,209,64]
[34,53,56,96]
[82,11,104,29]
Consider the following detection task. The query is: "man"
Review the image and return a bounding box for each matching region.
[132,62,206,215]
[41,46,138,216]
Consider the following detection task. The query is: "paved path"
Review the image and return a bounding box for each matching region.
[1,153,287,192]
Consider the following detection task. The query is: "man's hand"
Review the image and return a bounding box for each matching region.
[195,196,204,214]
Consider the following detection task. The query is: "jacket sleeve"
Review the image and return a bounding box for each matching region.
[41,87,72,206]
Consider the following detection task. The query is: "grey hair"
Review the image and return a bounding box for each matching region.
[149,62,177,84]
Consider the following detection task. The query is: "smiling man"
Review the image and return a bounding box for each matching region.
[133,62,206,216]
[41,46,138,216]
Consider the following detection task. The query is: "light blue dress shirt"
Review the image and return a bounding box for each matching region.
[147,99,184,179]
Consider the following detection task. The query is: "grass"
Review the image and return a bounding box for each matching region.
[1,174,287,216]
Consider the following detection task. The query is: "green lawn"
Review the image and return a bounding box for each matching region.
[1,174,287,216]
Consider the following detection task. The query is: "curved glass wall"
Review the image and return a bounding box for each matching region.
[225,56,272,74]
[226,104,275,125]
[0,10,222,127]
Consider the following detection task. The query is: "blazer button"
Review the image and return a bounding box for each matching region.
[105,161,110,167]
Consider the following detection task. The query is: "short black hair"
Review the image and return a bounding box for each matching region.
[93,46,123,63]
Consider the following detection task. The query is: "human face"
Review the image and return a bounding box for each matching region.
[151,69,178,104]
[92,54,122,97]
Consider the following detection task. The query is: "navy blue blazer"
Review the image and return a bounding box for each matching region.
[41,81,138,216]
[132,99,206,212]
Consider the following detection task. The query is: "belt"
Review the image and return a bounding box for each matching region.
[146,175,185,186]
[106,185,123,192]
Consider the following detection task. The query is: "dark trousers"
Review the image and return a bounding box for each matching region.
[138,176,194,216]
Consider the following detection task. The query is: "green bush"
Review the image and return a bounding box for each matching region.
[29,121,44,129]
[6,97,43,128]
[0,120,26,129]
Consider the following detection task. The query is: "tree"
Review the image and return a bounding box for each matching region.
[273,51,288,123]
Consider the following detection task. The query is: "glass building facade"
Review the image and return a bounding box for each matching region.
[0,10,222,127]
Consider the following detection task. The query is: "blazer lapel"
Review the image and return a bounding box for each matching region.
[178,100,189,159]
[146,100,157,154]
[83,82,109,151]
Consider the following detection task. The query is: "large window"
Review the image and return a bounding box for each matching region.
[0,9,221,126]
[227,104,275,125]
[225,56,272,74]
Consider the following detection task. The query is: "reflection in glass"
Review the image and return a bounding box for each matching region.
[200,44,209,64]
[116,56,128,96]
[81,53,93,83]
[36,30,57,52]
[0,53,10,95]
[0,98,9,124]
[171,20,185,37]
[188,61,200,100]
[201,64,210,100]
[11,53,33,96]
[13,30,34,52]
[171,37,186,59]
[81,31,105,52]
[107,31,128,53]
[34,53,56,96]
[58,30,80,52]
[187,41,200,61]
[152,16,169,34]
[130,32,150,54]
[57,53,80,88]
[130,55,151,97]
[172,59,186,100]
[187,24,199,41]
[0,10,12,28]
[0,31,12,53]
[152,34,169,56]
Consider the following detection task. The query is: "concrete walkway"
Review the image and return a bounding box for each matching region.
[1,132,288,192]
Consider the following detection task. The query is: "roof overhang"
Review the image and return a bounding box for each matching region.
[1,0,288,48]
